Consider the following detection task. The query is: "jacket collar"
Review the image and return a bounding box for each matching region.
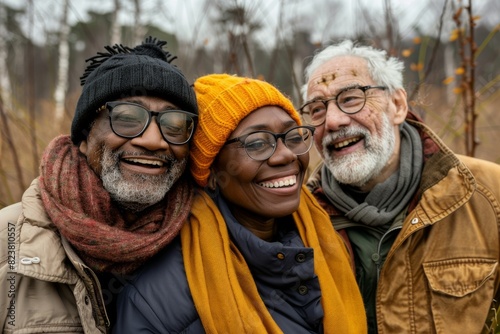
[407,119,475,223]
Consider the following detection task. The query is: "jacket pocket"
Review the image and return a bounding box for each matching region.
[424,258,497,297]
[423,258,497,333]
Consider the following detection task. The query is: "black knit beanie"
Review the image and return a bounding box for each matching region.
[71,36,198,144]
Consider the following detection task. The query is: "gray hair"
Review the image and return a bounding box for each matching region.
[301,40,405,100]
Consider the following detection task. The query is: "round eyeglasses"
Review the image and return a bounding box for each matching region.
[299,85,387,126]
[105,101,198,145]
[224,126,315,161]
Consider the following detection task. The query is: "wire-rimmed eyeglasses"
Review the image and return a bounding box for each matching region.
[224,126,315,161]
[299,85,387,126]
[105,101,197,145]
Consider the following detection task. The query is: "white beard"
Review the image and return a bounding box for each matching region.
[100,147,187,212]
[322,112,396,188]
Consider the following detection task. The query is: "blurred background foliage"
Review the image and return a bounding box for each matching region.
[1,0,500,209]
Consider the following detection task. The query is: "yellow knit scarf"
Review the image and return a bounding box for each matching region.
[181,186,367,333]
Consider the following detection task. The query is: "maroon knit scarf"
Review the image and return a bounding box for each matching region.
[38,135,193,275]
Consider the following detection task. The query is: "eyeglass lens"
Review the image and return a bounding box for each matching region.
[108,103,195,144]
[243,127,313,160]
[301,87,367,126]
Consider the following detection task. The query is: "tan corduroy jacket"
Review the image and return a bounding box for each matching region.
[308,119,500,333]
[0,179,109,333]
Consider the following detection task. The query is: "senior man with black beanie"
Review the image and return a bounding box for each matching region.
[0,36,198,333]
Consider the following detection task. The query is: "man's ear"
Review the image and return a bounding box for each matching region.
[392,88,408,125]
[79,139,88,155]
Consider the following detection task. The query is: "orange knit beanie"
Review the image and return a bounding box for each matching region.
[190,74,301,187]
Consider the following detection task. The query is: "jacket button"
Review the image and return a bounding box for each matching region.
[371,253,380,262]
[277,252,285,260]
[295,253,306,263]
[298,285,308,295]
[20,257,41,265]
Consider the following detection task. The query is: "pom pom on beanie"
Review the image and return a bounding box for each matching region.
[71,36,198,144]
[190,74,301,187]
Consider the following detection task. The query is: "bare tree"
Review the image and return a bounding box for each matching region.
[383,0,397,55]
[110,0,122,45]
[54,0,70,122]
[267,0,285,82]
[452,0,478,156]
[0,94,25,203]
[133,0,145,44]
[0,4,12,110]
[213,1,262,76]
[408,0,449,103]
[26,0,38,176]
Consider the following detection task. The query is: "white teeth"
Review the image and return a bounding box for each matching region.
[334,137,360,149]
[259,176,297,188]
[126,158,163,166]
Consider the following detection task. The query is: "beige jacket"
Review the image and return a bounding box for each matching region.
[0,179,109,333]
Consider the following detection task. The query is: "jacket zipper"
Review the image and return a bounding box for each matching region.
[376,225,403,281]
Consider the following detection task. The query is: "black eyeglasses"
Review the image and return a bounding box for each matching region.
[224,126,315,161]
[105,101,197,145]
[299,85,387,126]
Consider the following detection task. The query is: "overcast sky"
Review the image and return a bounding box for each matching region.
[3,0,498,48]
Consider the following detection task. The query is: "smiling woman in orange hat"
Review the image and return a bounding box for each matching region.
[115,74,367,334]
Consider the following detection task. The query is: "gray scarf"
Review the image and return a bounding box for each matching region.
[322,122,423,226]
